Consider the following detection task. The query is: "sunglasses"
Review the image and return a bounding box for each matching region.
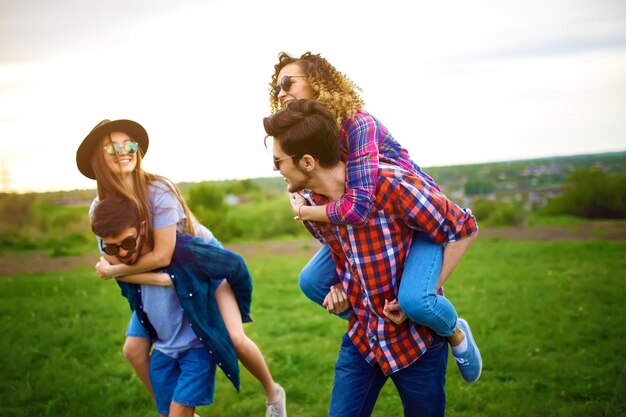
[103,141,139,156]
[273,75,307,97]
[273,154,296,170]
[101,235,138,256]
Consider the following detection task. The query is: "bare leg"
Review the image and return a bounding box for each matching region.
[448,326,465,347]
[214,281,281,402]
[169,401,196,417]
[123,336,154,399]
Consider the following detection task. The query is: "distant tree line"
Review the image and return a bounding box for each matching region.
[2,153,625,255]
[183,179,309,243]
[0,193,91,255]
[543,168,626,219]
[469,168,626,226]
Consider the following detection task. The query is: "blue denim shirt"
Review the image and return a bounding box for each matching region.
[117,234,253,392]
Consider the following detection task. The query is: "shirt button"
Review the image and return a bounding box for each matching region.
[218,362,222,366]
[189,293,193,297]
[138,289,141,293]
[199,337,203,341]
[209,350,212,354]
[171,275,175,279]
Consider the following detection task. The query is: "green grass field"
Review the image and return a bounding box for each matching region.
[1,236,625,416]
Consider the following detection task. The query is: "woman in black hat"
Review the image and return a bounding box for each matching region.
[77,119,287,416]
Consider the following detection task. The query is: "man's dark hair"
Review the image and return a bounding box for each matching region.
[91,197,141,238]
[263,99,341,168]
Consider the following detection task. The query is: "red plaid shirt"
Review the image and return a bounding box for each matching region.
[303,164,478,375]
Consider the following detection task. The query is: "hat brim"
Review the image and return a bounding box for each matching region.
[76,119,149,179]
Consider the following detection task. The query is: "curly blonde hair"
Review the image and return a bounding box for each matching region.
[269,52,365,126]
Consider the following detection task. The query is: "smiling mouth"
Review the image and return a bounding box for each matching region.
[119,253,134,264]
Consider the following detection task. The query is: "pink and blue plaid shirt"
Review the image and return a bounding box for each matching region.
[326,110,440,226]
[303,164,477,375]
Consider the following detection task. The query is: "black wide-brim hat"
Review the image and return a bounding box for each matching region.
[76,119,149,179]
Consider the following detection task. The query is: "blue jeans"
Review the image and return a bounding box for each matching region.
[299,243,353,319]
[329,333,447,417]
[299,235,457,335]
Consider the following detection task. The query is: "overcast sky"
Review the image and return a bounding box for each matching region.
[1,0,625,193]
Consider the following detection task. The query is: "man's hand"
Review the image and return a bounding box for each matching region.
[95,256,115,279]
[383,298,408,325]
[322,283,350,315]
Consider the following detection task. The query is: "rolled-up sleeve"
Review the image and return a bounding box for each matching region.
[326,114,379,226]
[396,175,478,243]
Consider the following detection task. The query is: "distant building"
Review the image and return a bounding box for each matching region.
[224,194,240,206]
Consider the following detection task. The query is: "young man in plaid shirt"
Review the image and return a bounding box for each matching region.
[264,99,480,417]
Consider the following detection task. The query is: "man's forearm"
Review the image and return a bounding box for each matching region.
[115,272,173,287]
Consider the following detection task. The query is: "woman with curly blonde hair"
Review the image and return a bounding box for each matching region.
[268,52,482,383]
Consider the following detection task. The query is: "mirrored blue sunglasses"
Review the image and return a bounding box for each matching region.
[103,141,139,156]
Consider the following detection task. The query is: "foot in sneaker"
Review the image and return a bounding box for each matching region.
[266,384,287,417]
[452,318,482,382]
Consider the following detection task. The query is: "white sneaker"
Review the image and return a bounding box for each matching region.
[266,384,287,417]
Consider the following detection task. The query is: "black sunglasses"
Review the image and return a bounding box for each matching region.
[273,154,296,170]
[101,235,138,256]
[273,75,307,97]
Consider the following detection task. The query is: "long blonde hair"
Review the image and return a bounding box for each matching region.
[91,133,196,247]
[269,51,366,127]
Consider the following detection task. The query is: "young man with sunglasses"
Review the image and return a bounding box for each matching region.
[264,99,479,417]
[90,196,276,417]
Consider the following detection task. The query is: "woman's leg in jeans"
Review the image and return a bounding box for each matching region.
[399,236,483,383]
[397,235,457,337]
[299,244,351,319]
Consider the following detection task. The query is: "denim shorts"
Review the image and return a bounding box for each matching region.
[125,310,150,338]
[150,348,216,414]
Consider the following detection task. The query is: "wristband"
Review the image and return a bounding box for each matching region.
[297,204,304,220]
